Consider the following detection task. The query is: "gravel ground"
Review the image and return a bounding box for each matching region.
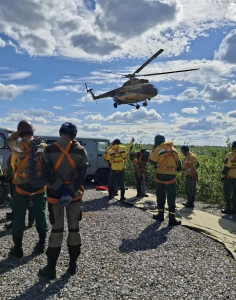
[0,183,236,300]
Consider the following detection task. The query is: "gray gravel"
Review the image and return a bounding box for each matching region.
[0,183,236,300]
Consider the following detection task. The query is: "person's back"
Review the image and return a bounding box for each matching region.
[39,122,88,280]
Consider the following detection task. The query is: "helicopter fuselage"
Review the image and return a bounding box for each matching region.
[113,81,158,104]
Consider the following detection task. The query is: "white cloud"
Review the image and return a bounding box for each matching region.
[85,114,104,121]
[106,107,161,123]
[227,110,236,118]
[53,106,63,110]
[0,0,234,60]
[181,107,198,114]
[0,37,6,47]
[0,83,36,100]
[214,29,236,63]
[44,85,81,93]
[0,71,31,81]
[176,87,199,101]
[201,83,236,102]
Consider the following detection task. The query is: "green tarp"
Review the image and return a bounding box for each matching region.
[102,188,236,259]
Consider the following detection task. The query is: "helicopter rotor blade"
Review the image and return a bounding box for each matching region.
[133,49,164,75]
[135,68,200,77]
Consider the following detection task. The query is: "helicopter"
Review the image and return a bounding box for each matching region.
[85,49,199,109]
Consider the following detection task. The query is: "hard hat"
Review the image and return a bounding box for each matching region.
[17,120,34,137]
[59,122,77,138]
[232,141,236,150]
[143,150,150,160]
[181,145,189,153]
[154,135,165,145]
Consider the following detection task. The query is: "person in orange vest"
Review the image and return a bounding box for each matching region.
[181,146,199,208]
[38,122,88,280]
[149,135,181,226]
[7,120,48,258]
[106,138,134,201]
[221,141,236,214]
[129,149,150,198]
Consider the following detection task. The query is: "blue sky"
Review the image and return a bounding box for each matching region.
[0,0,235,146]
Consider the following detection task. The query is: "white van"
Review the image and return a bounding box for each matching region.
[0,128,110,202]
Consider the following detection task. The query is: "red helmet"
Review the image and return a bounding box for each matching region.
[17,120,34,137]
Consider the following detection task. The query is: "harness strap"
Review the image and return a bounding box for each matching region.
[155,177,176,185]
[15,141,30,178]
[47,185,85,204]
[15,185,46,197]
[53,141,76,172]
[158,146,177,171]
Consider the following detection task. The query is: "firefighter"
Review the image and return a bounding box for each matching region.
[106,138,134,201]
[130,149,150,198]
[221,141,236,214]
[7,120,48,258]
[149,135,181,226]
[38,122,88,280]
[181,146,199,208]
[104,140,118,198]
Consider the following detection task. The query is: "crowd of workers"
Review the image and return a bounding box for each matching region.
[0,119,235,280]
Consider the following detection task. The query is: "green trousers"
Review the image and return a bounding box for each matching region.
[155,174,177,212]
[185,176,197,202]
[224,178,236,212]
[109,170,125,193]
[12,186,48,239]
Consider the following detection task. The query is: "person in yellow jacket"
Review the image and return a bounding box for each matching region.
[221,141,236,214]
[106,138,134,201]
[104,140,118,198]
[149,135,181,226]
[7,120,48,258]
[181,146,199,208]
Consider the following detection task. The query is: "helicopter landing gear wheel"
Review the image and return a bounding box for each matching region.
[143,101,147,107]
[136,105,140,109]
[114,103,118,108]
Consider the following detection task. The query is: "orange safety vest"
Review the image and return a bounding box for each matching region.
[47,141,84,204]
[13,141,46,196]
[182,154,198,182]
[157,145,177,172]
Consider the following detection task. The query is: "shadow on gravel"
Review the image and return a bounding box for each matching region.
[10,272,70,300]
[119,221,172,253]
[0,228,11,238]
[0,252,38,276]
[82,195,110,212]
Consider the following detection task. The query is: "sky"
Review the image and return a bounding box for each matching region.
[0,0,235,146]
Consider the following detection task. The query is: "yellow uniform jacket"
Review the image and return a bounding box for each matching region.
[222,150,236,179]
[106,142,133,171]
[149,141,180,175]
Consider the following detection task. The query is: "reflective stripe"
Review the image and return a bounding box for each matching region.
[155,177,176,185]
[53,141,76,172]
[15,185,46,197]
[169,212,175,215]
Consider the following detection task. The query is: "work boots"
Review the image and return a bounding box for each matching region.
[34,234,46,254]
[169,213,181,226]
[153,210,164,222]
[108,190,114,201]
[68,245,81,275]
[120,190,126,201]
[38,247,60,280]
[38,257,57,280]
[9,237,23,258]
